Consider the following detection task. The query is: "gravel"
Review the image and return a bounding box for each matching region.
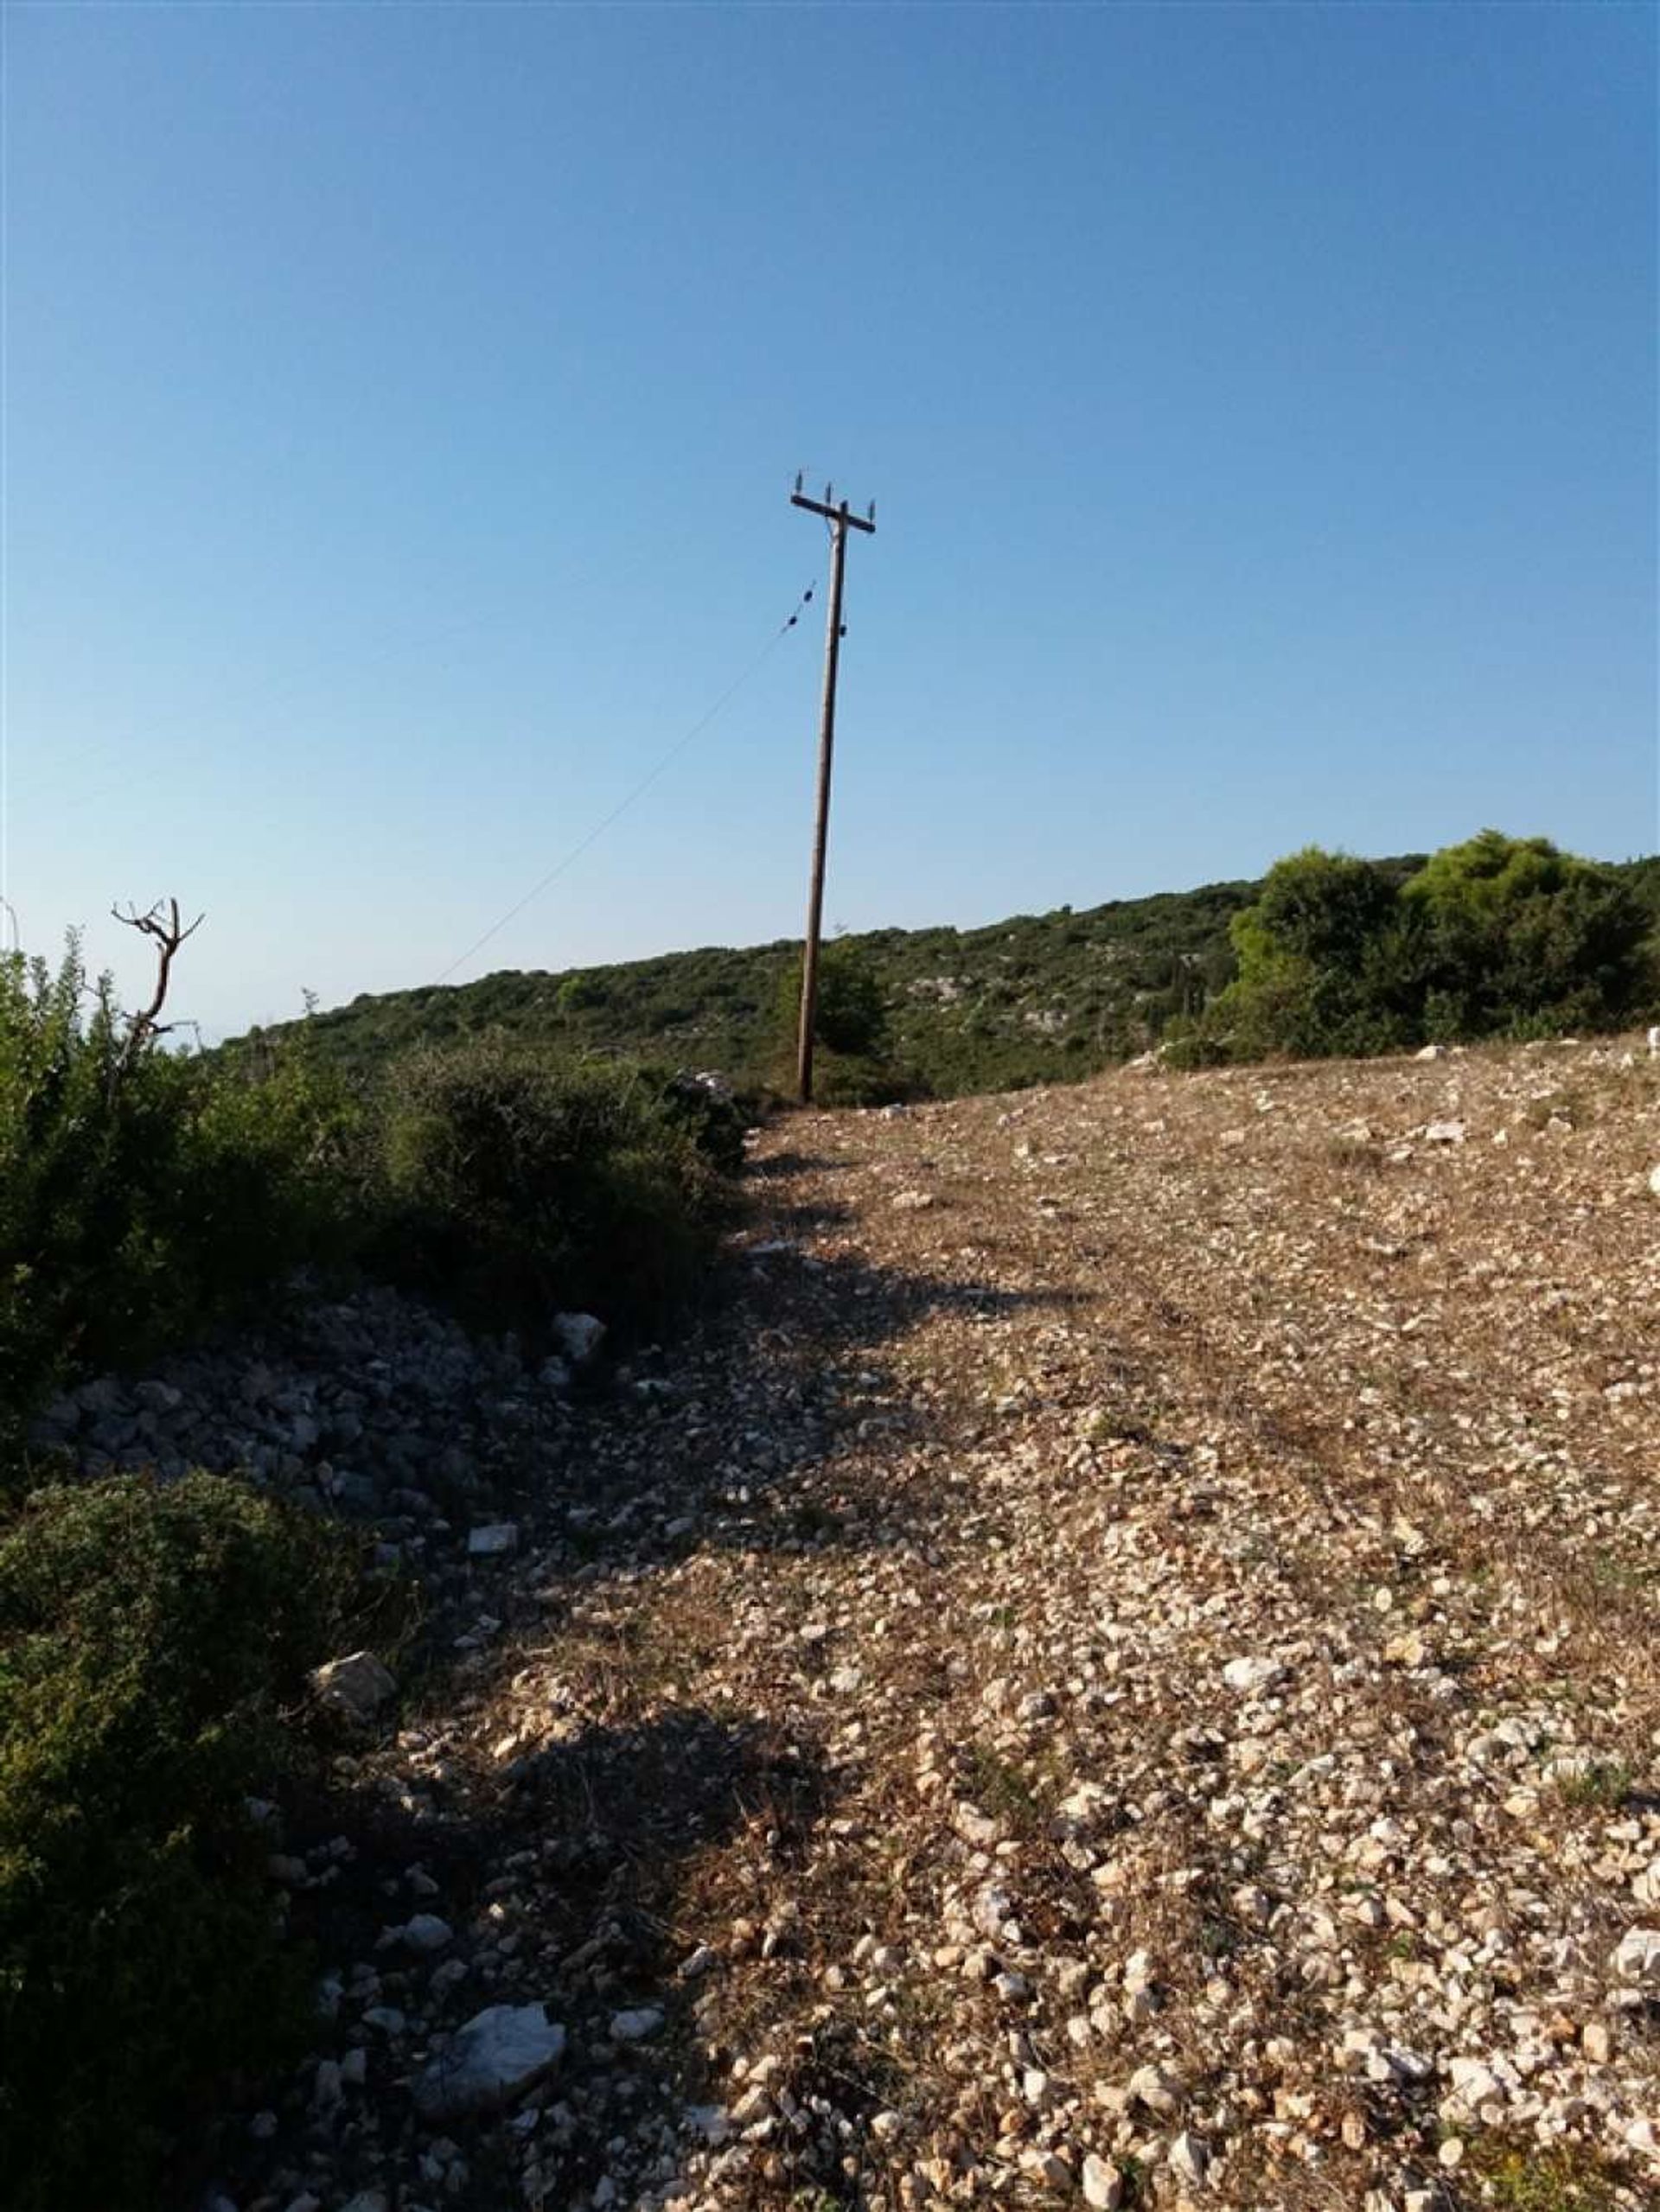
[61,1035,1660,2209]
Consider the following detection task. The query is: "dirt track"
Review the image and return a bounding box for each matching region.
[232,1039,1660,2212]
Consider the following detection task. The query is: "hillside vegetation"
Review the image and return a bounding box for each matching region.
[248,838,1660,1097]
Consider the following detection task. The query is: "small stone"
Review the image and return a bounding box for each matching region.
[1167,2131,1209,2188]
[1611,1926,1660,1987]
[412,2002,566,2120]
[955,1803,1004,1848]
[1082,2152,1124,2208]
[1582,2019,1612,2064]
[310,1650,396,1724]
[1424,1119,1465,1144]
[610,2005,664,2043]
[400,1912,454,1952]
[553,1312,606,1363]
[1439,2134,1465,2170]
[1127,2062,1182,2118]
[1446,2056,1503,2114]
[1222,1656,1281,1695]
[467,1522,520,1558]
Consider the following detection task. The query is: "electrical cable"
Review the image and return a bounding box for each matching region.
[432,579,817,987]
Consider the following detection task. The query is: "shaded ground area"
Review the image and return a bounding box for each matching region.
[213,1036,1660,2212]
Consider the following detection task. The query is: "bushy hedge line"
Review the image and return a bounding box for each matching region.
[1165,832,1654,1065]
[2,938,744,1444]
[0,1472,386,2210]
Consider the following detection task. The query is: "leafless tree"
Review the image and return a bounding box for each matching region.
[111,897,205,1071]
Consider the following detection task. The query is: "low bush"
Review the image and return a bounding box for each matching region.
[0,1471,386,2211]
[808,1045,917,1108]
[0,939,369,1441]
[656,1068,751,1174]
[375,1039,721,1331]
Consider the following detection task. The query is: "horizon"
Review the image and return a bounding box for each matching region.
[8,4,1656,1039]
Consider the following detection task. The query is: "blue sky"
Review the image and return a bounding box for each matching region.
[6,1,1656,1036]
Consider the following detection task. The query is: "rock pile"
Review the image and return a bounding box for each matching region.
[30,1284,605,1572]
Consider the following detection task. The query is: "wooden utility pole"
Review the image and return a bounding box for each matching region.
[790,476,876,1104]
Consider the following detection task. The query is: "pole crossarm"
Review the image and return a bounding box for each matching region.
[790,492,876,535]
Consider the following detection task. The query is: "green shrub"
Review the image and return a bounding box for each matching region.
[1212,848,1420,1061]
[767,944,916,1100]
[376,1039,718,1329]
[0,940,192,1398]
[556,971,607,1016]
[770,941,891,1062]
[0,1471,382,2211]
[0,939,371,1439]
[809,1046,916,1107]
[1204,833,1652,1064]
[656,1070,750,1174]
[1402,830,1652,1036]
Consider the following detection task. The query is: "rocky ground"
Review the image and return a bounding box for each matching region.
[65,1036,1660,2212]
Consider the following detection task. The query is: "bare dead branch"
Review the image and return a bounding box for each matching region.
[111,896,206,1072]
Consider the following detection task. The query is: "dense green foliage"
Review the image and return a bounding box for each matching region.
[2,937,741,1439]
[1404,830,1653,1040]
[0,940,367,1437]
[375,1039,724,1327]
[1195,833,1654,1061]
[251,841,1657,1093]
[0,1473,380,2211]
[762,940,912,1106]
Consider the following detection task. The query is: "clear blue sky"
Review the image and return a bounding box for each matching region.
[6,1,1656,1037]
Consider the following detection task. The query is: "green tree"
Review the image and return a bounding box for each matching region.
[1402,830,1651,1037]
[768,943,904,1101]
[772,941,890,1059]
[1213,847,1414,1058]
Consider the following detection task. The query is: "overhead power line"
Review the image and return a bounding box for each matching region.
[433,579,817,987]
